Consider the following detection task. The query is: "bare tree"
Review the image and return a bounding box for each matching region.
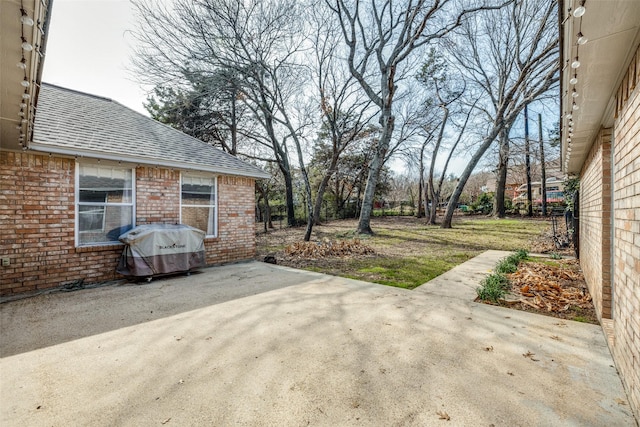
[327,0,510,234]
[440,0,559,228]
[309,8,374,227]
[131,0,310,228]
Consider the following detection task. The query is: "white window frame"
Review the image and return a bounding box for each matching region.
[180,172,218,237]
[75,160,136,247]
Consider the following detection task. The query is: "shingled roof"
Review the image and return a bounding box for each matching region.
[31,83,269,179]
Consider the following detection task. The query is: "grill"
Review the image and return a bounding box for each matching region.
[116,224,206,280]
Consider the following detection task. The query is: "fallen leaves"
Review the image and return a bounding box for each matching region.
[507,259,594,317]
[436,410,450,421]
[522,351,540,362]
[284,239,375,259]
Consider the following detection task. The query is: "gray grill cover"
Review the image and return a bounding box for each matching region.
[116,224,206,277]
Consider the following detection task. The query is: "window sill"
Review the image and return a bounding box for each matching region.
[75,243,123,253]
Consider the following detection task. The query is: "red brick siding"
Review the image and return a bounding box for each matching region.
[136,166,180,224]
[0,152,122,295]
[1,153,258,296]
[205,175,257,264]
[579,128,612,319]
[611,46,640,417]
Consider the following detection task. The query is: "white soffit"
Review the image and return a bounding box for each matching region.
[561,0,640,175]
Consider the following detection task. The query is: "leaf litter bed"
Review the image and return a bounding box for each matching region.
[284,239,375,259]
[494,258,598,324]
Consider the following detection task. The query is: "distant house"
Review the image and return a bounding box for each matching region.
[560,0,639,417]
[0,82,269,296]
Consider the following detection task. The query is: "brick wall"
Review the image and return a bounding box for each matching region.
[579,128,612,319]
[1,153,258,296]
[611,46,640,417]
[207,175,257,264]
[0,152,122,295]
[136,166,180,224]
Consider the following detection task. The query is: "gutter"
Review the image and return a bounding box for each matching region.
[27,0,54,148]
[558,0,565,174]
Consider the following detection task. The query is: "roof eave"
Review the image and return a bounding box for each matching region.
[28,143,271,179]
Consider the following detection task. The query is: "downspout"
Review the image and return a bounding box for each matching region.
[610,129,615,319]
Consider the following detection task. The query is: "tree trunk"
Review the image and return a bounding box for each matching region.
[524,105,533,217]
[416,149,425,218]
[230,90,238,155]
[356,110,394,235]
[441,127,502,228]
[294,147,315,242]
[282,167,296,227]
[312,156,339,225]
[538,113,547,216]
[493,129,509,218]
[427,107,449,225]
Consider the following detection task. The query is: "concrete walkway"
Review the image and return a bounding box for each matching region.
[1,251,636,426]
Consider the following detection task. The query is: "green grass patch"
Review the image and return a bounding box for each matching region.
[530,258,562,268]
[572,316,589,323]
[346,254,471,290]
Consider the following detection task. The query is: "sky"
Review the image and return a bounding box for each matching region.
[40,0,554,178]
[42,0,150,114]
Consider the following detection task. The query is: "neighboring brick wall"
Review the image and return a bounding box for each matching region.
[579,128,612,319]
[1,152,258,296]
[611,46,640,418]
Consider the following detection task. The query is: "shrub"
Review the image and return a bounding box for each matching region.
[477,249,529,302]
[476,273,509,302]
[515,249,529,260]
[496,258,518,274]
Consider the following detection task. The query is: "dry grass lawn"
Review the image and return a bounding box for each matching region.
[256,216,550,289]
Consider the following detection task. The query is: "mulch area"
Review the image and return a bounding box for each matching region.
[502,216,598,323]
[501,258,598,324]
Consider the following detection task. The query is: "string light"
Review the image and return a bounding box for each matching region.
[573,3,586,18]
[577,32,587,45]
[571,57,580,68]
[569,74,578,85]
[21,37,33,51]
[20,7,34,26]
[20,15,34,26]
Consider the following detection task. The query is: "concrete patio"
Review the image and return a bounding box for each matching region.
[0,251,636,426]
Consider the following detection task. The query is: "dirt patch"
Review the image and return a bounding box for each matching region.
[493,258,598,324]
